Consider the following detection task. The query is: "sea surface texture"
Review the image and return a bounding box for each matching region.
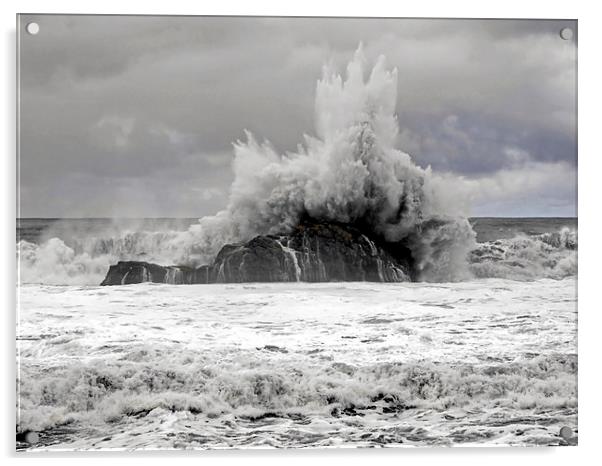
[16,218,577,450]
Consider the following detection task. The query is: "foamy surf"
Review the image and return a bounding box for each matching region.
[17,279,577,449]
[17,226,577,285]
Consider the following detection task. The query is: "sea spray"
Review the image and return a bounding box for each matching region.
[470,227,577,280]
[19,47,575,285]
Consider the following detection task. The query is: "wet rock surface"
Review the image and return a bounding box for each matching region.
[101,221,413,285]
[100,261,195,286]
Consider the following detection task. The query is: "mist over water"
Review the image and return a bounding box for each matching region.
[17,47,576,285]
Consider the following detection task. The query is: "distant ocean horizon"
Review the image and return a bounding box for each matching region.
[16,216,578,245]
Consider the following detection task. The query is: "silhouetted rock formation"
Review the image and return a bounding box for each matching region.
[100,221,413,285]
[100,261,196,285]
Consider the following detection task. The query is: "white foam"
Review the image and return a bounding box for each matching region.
[17,279,577,449]
[470,228,577,280]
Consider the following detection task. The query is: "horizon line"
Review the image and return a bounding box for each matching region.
[16,215,578,220]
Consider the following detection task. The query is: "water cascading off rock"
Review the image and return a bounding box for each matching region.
[100,221,413,285]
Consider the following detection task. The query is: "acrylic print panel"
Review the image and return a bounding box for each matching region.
[16,15,578,451]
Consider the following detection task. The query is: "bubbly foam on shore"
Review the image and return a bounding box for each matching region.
[18,350,576,434]
[17,279,577,448]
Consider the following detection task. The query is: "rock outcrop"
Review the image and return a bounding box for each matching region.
[100,261,196,285]
[100,221,413,285]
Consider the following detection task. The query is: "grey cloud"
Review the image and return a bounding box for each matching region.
[18,15,577,217]
[398,111,575,175]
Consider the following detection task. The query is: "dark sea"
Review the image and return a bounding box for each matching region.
[17,217,578,245]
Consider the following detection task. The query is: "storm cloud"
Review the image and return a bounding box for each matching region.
[18,15,577,218]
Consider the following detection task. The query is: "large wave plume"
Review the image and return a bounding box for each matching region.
[19,46,512,285]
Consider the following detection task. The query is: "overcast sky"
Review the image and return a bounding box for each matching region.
[18,15,577,218]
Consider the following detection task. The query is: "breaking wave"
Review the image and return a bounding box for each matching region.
[18,232,191,286]
[470,227,577,280]
[17,347,576,435]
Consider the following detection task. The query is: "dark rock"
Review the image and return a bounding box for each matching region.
[257,345,288,353]
[212,236,294,283]
[191,265,212,284]
[100,221,413,285]
[211,222,412,283]
[100,261,195,286]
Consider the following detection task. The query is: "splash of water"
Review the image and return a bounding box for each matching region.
[196,47,472,249]
[470,227,577,280]
[19,46,480,284]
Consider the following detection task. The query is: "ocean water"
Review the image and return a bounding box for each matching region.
[16,218,578,450]
[17,217,578,245]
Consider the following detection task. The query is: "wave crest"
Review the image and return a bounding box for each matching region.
[470,227,577,280]
[17,349,576,434]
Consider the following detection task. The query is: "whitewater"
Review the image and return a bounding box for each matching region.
[17,279,577,449]
[16,47,577,449]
